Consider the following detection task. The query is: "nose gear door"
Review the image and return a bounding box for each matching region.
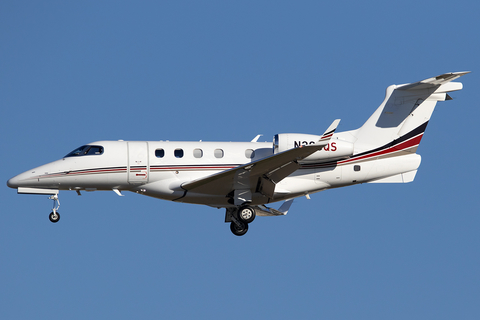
[128,142,149,185]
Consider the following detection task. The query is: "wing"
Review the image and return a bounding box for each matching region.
[181,119,340,204]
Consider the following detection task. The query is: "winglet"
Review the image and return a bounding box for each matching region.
[319,119,340,143]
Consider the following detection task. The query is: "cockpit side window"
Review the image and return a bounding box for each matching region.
[85,146,104,155]
[65,146,89,157]
[65,145,104,157]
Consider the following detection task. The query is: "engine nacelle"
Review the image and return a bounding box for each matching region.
[273,133,354,162]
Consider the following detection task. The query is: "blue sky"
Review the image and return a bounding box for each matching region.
[1,1,479,319]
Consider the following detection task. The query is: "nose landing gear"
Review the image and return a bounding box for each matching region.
[48,194,60,223]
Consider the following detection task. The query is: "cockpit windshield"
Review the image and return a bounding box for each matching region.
[65,145,104,157]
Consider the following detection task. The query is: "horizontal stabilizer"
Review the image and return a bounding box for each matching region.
[397,71,470,91]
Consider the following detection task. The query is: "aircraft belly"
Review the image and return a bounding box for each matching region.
[139,177,185,201]
[280,174,328,196]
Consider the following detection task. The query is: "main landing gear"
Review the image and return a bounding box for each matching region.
[227,205,256,236]
[48,194,60,223]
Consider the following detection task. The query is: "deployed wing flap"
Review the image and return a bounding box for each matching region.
[255,160,298,198]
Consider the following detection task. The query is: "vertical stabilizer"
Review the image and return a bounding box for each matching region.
[353,72,469,154]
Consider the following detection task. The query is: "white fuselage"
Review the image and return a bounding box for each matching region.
[6,72,468,236]
[7,136,421,208]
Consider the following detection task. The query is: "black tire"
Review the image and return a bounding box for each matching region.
[49,211,60,223]
[238,205,256,224]
[230,221,248,236]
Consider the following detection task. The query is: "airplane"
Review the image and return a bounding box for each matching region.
[7,72,469,236]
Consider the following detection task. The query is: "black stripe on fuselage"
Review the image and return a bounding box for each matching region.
[351,121,429,160]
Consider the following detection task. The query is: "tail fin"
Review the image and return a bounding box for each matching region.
[353,72,469,153]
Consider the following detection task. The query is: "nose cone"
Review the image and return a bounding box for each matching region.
[7,169,38,189]
[7,174,24,188]
[8,161,63,190]
[7,177,16,188]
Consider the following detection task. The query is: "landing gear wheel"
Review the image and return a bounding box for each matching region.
[230,221,248,236]
[49,211,60,223]
[238,205,256,224]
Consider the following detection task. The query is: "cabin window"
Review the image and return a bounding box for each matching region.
[174,149,184,158]
[64,145,104,157]
[354,165,361,172]
[193,148,203,158]
[245,149,255,158]
[214,149,224,158]
[155,149,165,158]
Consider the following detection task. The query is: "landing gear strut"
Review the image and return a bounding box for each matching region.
[226,205,256,236]
[48,194,60,223]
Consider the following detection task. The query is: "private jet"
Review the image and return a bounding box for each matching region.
[7,72,469,235]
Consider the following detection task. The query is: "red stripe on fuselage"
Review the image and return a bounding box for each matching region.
[343,134,423,163]
[301,133,423,169]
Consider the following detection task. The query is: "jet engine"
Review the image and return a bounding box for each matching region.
[273,133,354,162]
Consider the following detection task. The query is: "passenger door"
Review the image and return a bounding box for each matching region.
[128,142,149,185]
